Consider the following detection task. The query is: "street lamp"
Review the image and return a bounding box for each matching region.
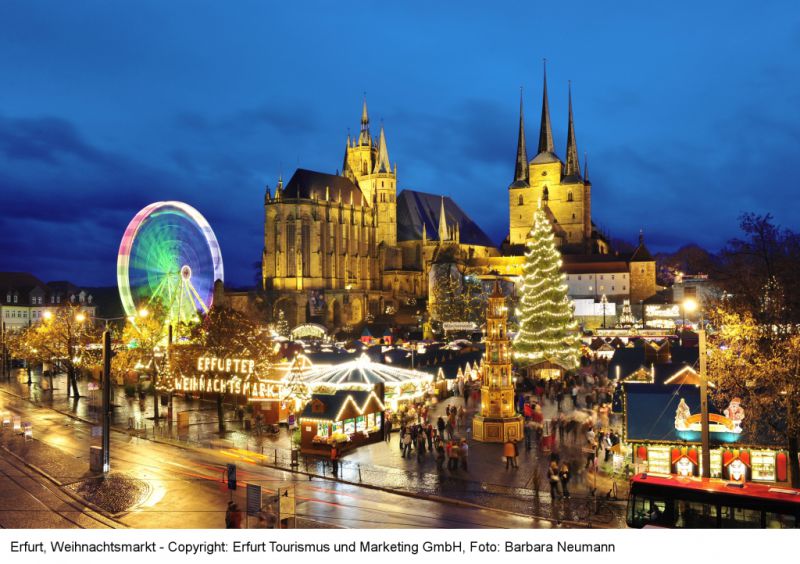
[1,321,7,381]
[601,294,608,329]
[682,298,711,478]
[77,309,149,473]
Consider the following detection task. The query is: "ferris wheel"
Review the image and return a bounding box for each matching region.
[117,201,224,325]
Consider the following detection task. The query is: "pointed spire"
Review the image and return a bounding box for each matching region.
[325,185,330,201]
[513,87,529,185]
[422,222,427,244]
[438,196,448,241]
[537,59,555,155]
[342,134,351,177]
[275,176,283,200]
[564,81,581,178]
[358,94,371,146]
[264,184,271,203]
[583,152,591,184]
[373,124,391,173]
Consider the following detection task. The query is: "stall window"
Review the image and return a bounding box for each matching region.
[646,446,672,474]
[333,421,344,435]
[375,412,383,429]
[356,415,366,433]
[367,413,376,430]
[720,506,761,528]
[628,495,669,528]
[676,501,718,528]
[344,419,355,435]
[751,450,776,481]
[317,423,330,438]
[766,512,796,528]
[709,450,723,478]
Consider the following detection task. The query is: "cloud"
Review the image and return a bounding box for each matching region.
[0,115,107,165]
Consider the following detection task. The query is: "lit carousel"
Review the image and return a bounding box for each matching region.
[291,354,434,455]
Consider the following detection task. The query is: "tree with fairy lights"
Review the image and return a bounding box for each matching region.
[513,203,580,369]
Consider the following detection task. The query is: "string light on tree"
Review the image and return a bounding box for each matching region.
[513,202,580,369]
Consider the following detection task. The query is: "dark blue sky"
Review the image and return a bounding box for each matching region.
[1,1,799,287]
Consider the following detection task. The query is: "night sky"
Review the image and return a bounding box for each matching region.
[1,1,799,287]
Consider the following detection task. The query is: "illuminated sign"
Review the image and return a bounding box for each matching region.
[168,355,285,401]
[645,304,680,318]
[442,322,478,331]
[291,323,327,339]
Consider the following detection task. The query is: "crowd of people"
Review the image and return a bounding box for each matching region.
[394,403,471,472]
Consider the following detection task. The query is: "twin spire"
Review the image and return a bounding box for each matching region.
[513,61,583,183]
[537,61,555,155]
[564,81,581,178]
[513,88,529,185]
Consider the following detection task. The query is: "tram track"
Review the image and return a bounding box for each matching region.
[0,449,119,529]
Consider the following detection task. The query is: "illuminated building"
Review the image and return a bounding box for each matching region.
[260,68,658,330]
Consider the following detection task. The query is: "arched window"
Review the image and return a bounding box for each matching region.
[567,191,573,202]
[518,195,523,205]
[542,186,549,201]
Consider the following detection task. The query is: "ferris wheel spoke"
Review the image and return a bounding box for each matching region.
[147,275,170,305]
[187,278,209,314]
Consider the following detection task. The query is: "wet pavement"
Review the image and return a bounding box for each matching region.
[0,366,628,528]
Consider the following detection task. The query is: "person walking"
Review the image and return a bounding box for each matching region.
[401,432,412,458]
[224,500,235,529]
[385,418,393,442]
[524,418,534,451]
[330,444,339,476]
[435,437,445,471]
[449,440,461,471]
[445,418,454,441]
[548,461,561,499]
[459,438,469,471]
[416,433,426,462]
[425,423,433,452]
[228,503,243,528]
[399,424,407,452]
[559,462,571,499]
[504,439,517,469]
[437,416,445,437]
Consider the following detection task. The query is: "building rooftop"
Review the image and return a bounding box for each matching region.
[396,189,496,248]
[281,169,367,207]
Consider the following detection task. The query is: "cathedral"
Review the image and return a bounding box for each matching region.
[261,69,656,330]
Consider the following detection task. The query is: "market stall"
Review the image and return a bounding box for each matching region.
[299,390,385,456]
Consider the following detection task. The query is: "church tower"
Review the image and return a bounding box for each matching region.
[508,64,595,252]
[342,96,397,246]
[472,281,523,443]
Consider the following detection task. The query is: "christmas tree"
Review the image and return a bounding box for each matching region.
[513,204,581,369]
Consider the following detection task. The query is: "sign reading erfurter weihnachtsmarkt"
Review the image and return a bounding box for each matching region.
[169,355,284,401]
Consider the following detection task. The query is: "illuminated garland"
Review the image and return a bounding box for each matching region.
[512,205,580,369]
